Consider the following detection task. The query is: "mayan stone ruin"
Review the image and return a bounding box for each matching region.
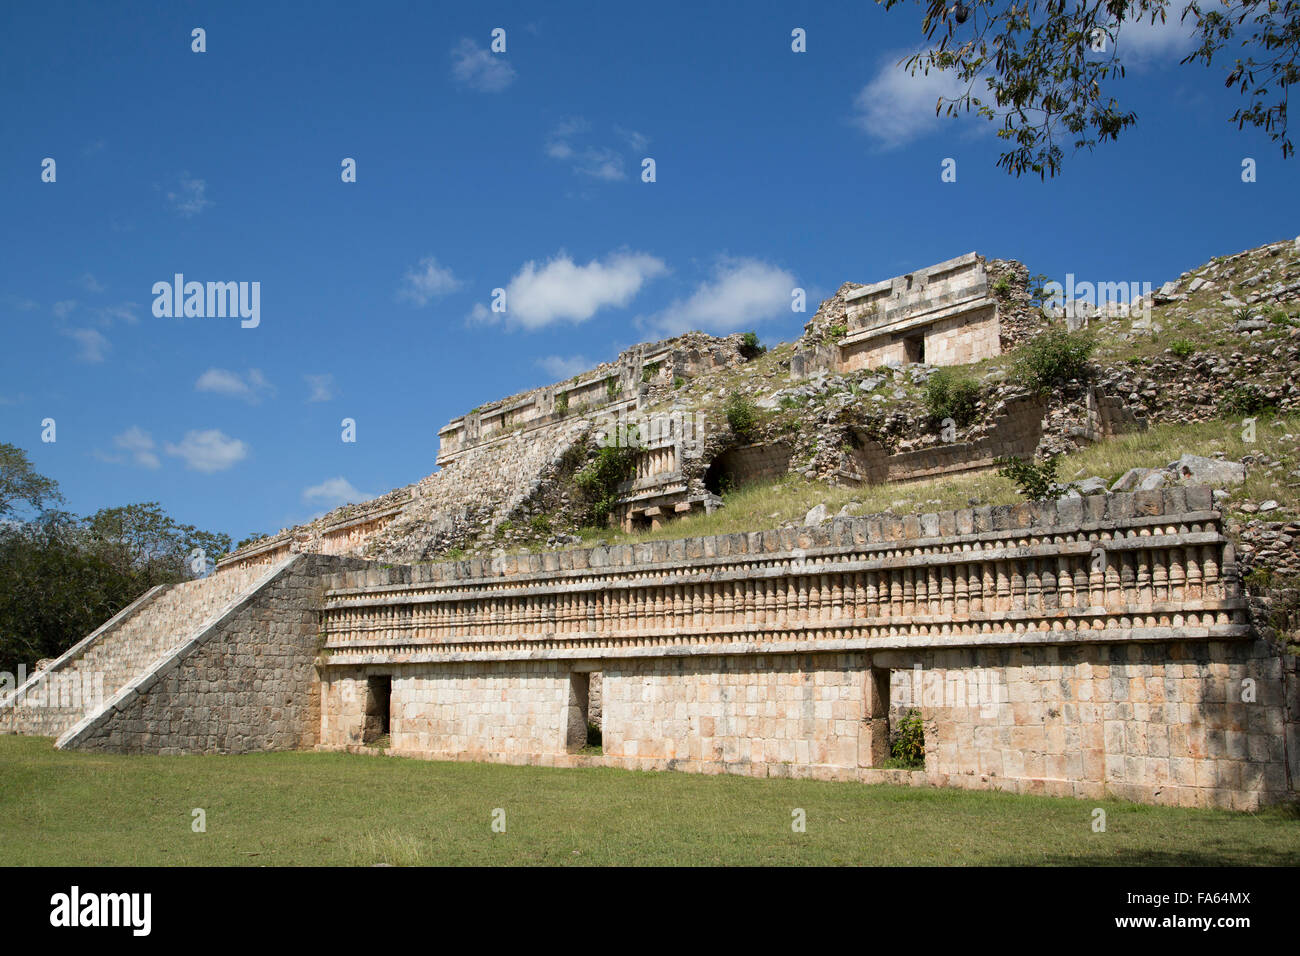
[4,245,1299,813]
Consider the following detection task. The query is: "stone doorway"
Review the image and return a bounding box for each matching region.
[363,675,392,744]
[903,335,926,365]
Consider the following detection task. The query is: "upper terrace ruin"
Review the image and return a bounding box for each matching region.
[217,250,1033,574]
[792,252,1023,378]
[436,333,736,467]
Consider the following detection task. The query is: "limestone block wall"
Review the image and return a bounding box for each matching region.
[320,661,573,756]
[707,442,793,490]
[602,654,865,768]
[835,253,1002,371]
[217,492,411,573]
[436,332,745,467]
[60,554,373,754]
[320,487,1245,663]
[842,394,1046,485]
[918,305,1001,367]
[1087,386,1149,440]
[878,639,1292,809]
[843,253,987,328]
[315,488,1298,807]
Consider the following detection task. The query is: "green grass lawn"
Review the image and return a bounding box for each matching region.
[2,737,1296,866]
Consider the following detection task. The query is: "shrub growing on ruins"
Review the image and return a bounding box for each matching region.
[996,454,1062,501]
[991,274,1013,298]
[641,361,661,383]
[923,368,981,428]
[825,323,848,342]
[889,709,925,769]
[725,394,760,442]
[739,331,766,359]
[555,392,569,416]
[1025,272,1052,309]
[1168,339,1196,359]
[1011,327,1094,391]
[1221,383,1278,416]
[606,376,622,402]
[575,446,636,526]
[672,376,686,389]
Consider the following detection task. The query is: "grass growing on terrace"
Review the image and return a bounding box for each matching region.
[0,736,1295,866]
[573,414,1300,550]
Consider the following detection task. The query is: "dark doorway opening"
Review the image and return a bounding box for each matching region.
[904,335,926,365]
[566,672,590,752]
[703,456,737,496]
[363,675,392,744]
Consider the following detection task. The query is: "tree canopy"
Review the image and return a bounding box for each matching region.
[0,442,62,518]
[0,449,233,673]
[878,0,1298,177]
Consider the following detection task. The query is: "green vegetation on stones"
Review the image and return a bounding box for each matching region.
[1011,327,1094,391]
[575,445,636,526]
[923,368,981,428]
[725,394,760,442]
[996,454,1061,501]
[887,708,926,769]
[1222,384,1279,416]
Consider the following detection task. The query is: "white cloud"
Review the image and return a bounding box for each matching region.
[1114,9,1199,60]
[111,426,160,469]
[545,118,638,181]
[615,126,650,153]
[545,117,587,160]
[536,355,592,379]
[78,273,104,293]
[64,327,109,362]
[850,51,969,149]
[305,373,336,402]
[99,302,139,325]
[398,256,462,305]
[646,258,796,335]
[195,368,274,403]
[164,429,248,473]
[302,477,371,509]
[485,251,666,329]
[572,148,624,181]
[167,176,212,217]
[450,37,515,92]
[53,300,77,319]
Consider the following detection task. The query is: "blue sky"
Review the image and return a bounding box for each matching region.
[2,0,1297,542]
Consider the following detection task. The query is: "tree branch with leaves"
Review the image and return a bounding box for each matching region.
[877,0,1296,177]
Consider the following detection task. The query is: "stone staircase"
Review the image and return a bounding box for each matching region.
[0,560,289,739]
